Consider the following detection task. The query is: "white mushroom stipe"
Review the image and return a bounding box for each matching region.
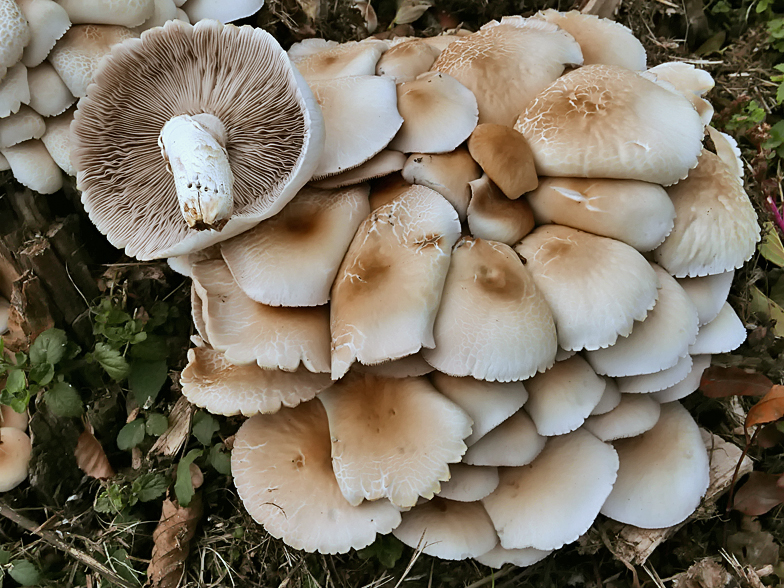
[159,113,234,230]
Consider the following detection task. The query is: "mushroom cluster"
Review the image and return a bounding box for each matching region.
[59,11,761,567]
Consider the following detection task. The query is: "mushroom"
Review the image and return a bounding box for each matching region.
[688,302,746,354]
[26,61,75,117]
[583,394,661,442]
[309,150,406,189]
[466,174,535,245]
[462,410,546,467]
[0,405,28,431]
[0,0,31,79]
[437,464,499,502]
[289,39,388,82]
[57,0,153,26]
[616,354,694,394]
[466,123,538,199]
[0,427,32,492]
[475,544,552,569]
[376,38,441,83]
[2,139,62,193]
[17,0,70,68]
[0,63,30,118]
[651,354,712,403]
[180,0,264,23]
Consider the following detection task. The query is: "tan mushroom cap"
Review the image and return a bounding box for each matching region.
[181,346,332,417]
[431,17,582,126]
[424,237,557,382]
[309,75,402,179]
[376,38,440,82]
[72,20,323,260]
[318,373,471,508]
[584,393,661,442]
[0,406,28,431]
[534,10,646,71]
[0,63,30,118]
[0,427,32,492]
[17,0,70,67]
[41,107,74,174]
[515,65,704,185]
[393,498,498,560]
[232,401,402,554]
[584,263,699,377]
[368,171,411,211]
[600,401,709,528]
[591,377,621,415]
[401,147,481,221]
[354,352,433,378]
[0,0,31,77]
[525,177,676,252]
[0,105,44,148]
[437,464,499,502]
[57,0,152,26]
[27,61,75,117]
[467,124,537,199]
[192,259,331,373]
[2,139,62,194]
[466,174,535,245]
[330,185,460,379]
[48,25,137,98]
[475,544,552,569]
[389,71,478,154]
[654,149,760,277]
[689,302,746,354]
[483,428,618,550]
[652,354,711,403]
[525,355,606,436]
[515,225,659,351]
[290,39,388,82]
[462,410,546,467]
[309,150,405,189]
[220,184,369,307]
[616,353,693,394]
[430,372,528,447]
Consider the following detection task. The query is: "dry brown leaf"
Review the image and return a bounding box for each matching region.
[74,429,115,480]
[148,493,203,588]
[745,385,784,430]
[731,472,784,516]
[700,366,773,398]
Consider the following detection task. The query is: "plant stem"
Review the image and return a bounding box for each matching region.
[767,195,784,236]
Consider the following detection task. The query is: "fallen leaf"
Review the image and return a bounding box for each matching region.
[732,472,784,516]
[393,0,433,25]
[746,385,784,430]
[148,493,203,588]
[700,366,773,398]
[672,558,731,588]
[755,424,784,449]
[759,222,784,268]
[75,428,115,480]
[749,286,784,338]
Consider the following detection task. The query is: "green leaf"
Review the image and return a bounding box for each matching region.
[95,484,127,514]
[8,393,30,414]
[128,360,168,407]
[209,443,232,475]
[117,419,146,451]
[750,286,784,338]
[129,335,168,361]
[92,342,130,381]
[0,548,10,565]
[192,411,218,446]
[5,369,26,394]
[45,382,84,418]
[9,560,41,586]
[357,535,404,568]
[28,362,54,386]
[174,449,202,507]
[145,413,169,436]
[771,275,784,307]
[110,548,142,586]
[760,222,784,268]
[29,328,67,366]
[132,472,168,502]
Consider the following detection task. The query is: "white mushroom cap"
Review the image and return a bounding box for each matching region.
[180,346,332,417]
[689,302,746,354]
[0,405,28,431]
[27,61,75,117]
[309,150,405,189]
[584,394,661,442]
[318,373,471,508]
[437,464,499,502]
[40,107,74,174]
[0,296,9,334]
[220,184,369,307]
[534,10,646,70]
[462,410,546,467]
[330,185,460,379]
[652,354,712,403]
[0,105,44,147]
[57,0,153,26]
[133,0,178,33]
[190,282,208,342]
[431,17,583,126]
[401,147,481,221]
[192,259,331,372]
[0,0,31,77]
[600,401,709,528]
[515,65,704,185]
[677,270,734,326]
[393,498,498,560]
[0,427,32,492]
[290,39,387,82]
[389,71,478,154]
[515,225,659,351]
[616,353,693,394]
[424,237,557,382]
[654,149,760,277]
[482,428,618,550]
[2,139,62,193]
[167,243,221,278]
[181,0,263,22]
[309,75,402,179]
[376,38,440,82]
[475,544,552,569]
[175,7,188,22]
[232,401,402,554]
[525,355,606,436]
[525,177,676,252]
[17,0,70,67]
[466,174,535,245]
[353,352,433,378]
[0,63,30,118]
[584,263,699,377]
[646,62,714,96]
[430,371,528,447]
[707,126,743,181]
[591,377,621,415]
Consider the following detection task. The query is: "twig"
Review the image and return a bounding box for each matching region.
[0,501,136,588]
[767,196,784,236]
[464,567,514,588]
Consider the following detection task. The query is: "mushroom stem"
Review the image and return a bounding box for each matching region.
[159,113,234,230]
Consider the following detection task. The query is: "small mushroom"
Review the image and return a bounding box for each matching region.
[0,427,32,492]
